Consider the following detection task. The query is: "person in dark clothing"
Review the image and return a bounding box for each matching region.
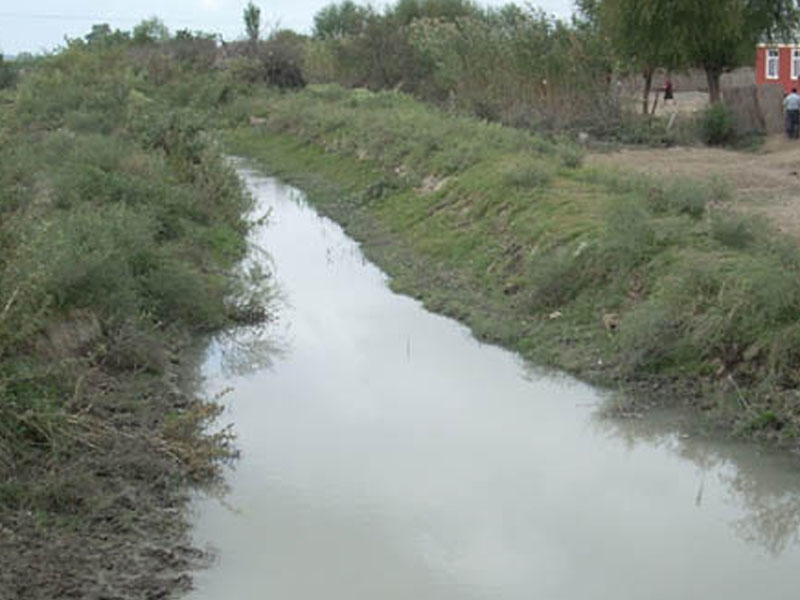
[783,88,800,139]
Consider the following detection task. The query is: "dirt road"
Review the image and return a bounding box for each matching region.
[588,136,800,237]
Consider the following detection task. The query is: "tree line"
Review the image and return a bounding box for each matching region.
[306,0,800,123]
[13,0,797,134]
[581,0,800,111]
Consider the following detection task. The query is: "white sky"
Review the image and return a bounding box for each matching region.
[0,0,576,56]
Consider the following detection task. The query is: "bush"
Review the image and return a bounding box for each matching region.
[0,54,17,89]
[646,176,732,219]
[228,34,307,89]
[527,246,594,309]
[710,211,755,249]
[602,198,660,269]
[560,144,585,169]
[699,103,737,146]
[618,299,684,373]
[503,158,554,188]
[662,180,708,218]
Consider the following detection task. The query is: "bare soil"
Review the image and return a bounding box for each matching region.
[0,347,225,600]
[588,135,800,238]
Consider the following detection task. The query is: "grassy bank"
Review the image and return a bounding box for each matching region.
[224,84,800,448]
[0,47,268,597]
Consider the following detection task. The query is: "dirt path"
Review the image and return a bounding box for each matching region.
[588,136,800,238]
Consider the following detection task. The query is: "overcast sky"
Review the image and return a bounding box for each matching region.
[1,0,576,56]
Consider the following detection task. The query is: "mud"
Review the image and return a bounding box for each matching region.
[0,346,225,600]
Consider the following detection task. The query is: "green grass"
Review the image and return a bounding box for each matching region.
[0,43,268,557]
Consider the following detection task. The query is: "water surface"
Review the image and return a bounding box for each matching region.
[189,170,800,599]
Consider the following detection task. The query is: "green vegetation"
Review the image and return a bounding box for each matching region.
[699,103,738,146]
[588,0,684,114]
[0,54,17,89]
[304,0,616,133]
[584,0,800,104]
[5,0,800,592]
[224,84,800,446]
[292,0,795,141]
[0,32,269,598]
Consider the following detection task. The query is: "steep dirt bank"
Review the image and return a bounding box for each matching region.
[0,337,231,600]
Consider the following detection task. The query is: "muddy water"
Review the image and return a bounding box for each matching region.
[189,170,800,599]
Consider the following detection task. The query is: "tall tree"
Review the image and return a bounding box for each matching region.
[596,0,685,113]
[593,0,800,105]
[674,0,800,103]
[313,1,370,39]
[244,2,262,46]
[132,17,169,44]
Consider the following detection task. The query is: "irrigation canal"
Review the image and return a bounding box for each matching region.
[188,167,800,599]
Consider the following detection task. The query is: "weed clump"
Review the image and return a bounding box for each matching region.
[602,198,660,269]
[527,246,593,309]
[560,144,585,169]
[710,211,756,249]
[699,103,737,146]
[503,159,554,189]
[618,299,684,374]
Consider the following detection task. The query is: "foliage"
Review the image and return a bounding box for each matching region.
[559,143,585,169]
[392,0,480,24]
[503,158,554,188]
[699,102,737,145]
[0,39,267,541]
[244,1,262,45]
[307,1,616,131]
[710,210,756,248]
[313,0,371,39]
[132,17,170,44]
[305,0,786,140]
[595,0,686,114]
[84,23,132,47]
[228,31,307,89]
[680,0,800,102]
[591,0,800,104]
[0,54,18,89]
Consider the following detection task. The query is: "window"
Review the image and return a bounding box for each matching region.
[767,48,780,79]
[792,48,800,80]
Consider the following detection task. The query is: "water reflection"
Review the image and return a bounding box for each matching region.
[211,325,286,378]
[190,168,800,600]
[593,408,800,556]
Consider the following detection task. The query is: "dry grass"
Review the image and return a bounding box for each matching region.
[588,135,800,238]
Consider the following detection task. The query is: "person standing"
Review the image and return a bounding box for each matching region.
[663,78,674,104]
[783,88,800,139]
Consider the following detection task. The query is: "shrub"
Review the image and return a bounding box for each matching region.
[229,33,307,89]
[618,299,684,373]
[663,180,709,218]
[767,323,800,386]
[503,159,554,189]
[560,144,585,169]
[0,54,17,89]
[527,246,593,309]
[602,198,659,269]
[658,254,800,372]
[710,211,755,249]
[699,103,737,146]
